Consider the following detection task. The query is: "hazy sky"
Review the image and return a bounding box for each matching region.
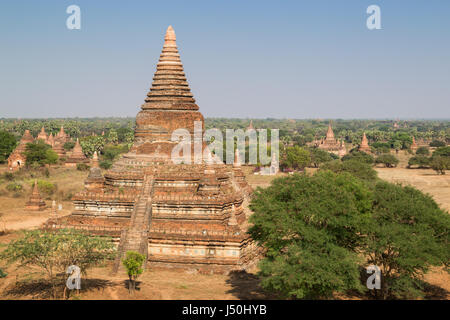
[0,0,449,119]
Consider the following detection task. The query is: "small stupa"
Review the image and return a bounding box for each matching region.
[25,180,46,211]
[85,151,105,191]
[37,127,48,142]
[359,132,371,153]
[411,137,418,152]
[65,138,88,167]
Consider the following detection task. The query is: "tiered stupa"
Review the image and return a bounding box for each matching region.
[7,130,34,171]
[317,122,347,156]
[65,138,88,167]
[25,180,46,211]
[45,26,258,274]
[37,127,48,142]
[52,126,70,158]
[359,132,371,153]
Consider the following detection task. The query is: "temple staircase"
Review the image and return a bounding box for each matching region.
[113,175,154,274]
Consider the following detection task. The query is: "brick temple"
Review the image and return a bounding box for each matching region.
[316,122,347,157]
[44,26,259,274]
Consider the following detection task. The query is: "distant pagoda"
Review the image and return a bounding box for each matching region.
[317,122,347,156]
[65,138,88,167]
[359,132,371,153]
[411,136,418,152]
[37,127,48,142]
[45,26,258,275]
[25,180,46,211]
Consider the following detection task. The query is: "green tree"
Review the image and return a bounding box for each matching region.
[308,147,333,168]
[342,151,374,164]
[429,140,445,147]
[0,130,17,163]
[429,156,449,175]
[80,136,105,157]
[320,159,378,182]
[375,154,399,168]
[364,182,450,299]
[249,171,373,299]
[282,146,310,171]
[0,229,115,299]
[122,251,145,294]
[415,146,430,156]
[24,141,58,167]
[107,129,118,145]
[408,155,430,169]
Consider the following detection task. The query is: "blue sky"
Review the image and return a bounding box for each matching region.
[0,0,449,119]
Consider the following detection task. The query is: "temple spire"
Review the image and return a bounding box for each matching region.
[143,26,198,111]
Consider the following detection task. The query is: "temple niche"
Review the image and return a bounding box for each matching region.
[315,122,347,157]
[45,26,259,275]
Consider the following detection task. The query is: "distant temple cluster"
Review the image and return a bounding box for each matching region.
[7,126,87,171]
[314,122,347,157]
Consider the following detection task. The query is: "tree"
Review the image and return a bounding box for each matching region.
[342,151,374,164]
[375,154,399,168]
[320,159,378,182]
[364,182,450,299]
[415,146,430,156]
[408,155,430,169]
[0,229,115,299]
[249,171,373,299]
[430,156,449,175]
[308,147,333,168]
[0,130,17,163]
[282,146,310,171]
[80,136,105,157]
[122,251,145,294]
[63,141,75,151]
[24,141,58,167]
[429,140,445,148]
[107,129,118,145]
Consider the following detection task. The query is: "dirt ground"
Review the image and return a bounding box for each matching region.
[0,158,448,300]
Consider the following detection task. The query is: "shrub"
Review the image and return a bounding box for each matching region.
[76,163,90,171]
[375,154,399,168]
[408,155,430,168]
[63,141,75,151]
[0,268,7,278]
[3,172,14,181]
[430,156,449,175]
[320,159,378,182]
[415,146,430,156]
[24,141,58,167]
[432,146,450,158]
[32,180,57,197]
[6,182,23,193]
[342,151,374,164]
[99,160,112,170]
[429,140,446,148]
[0,229,115,299]
[282,146,310,170]
[122,251,146,294]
